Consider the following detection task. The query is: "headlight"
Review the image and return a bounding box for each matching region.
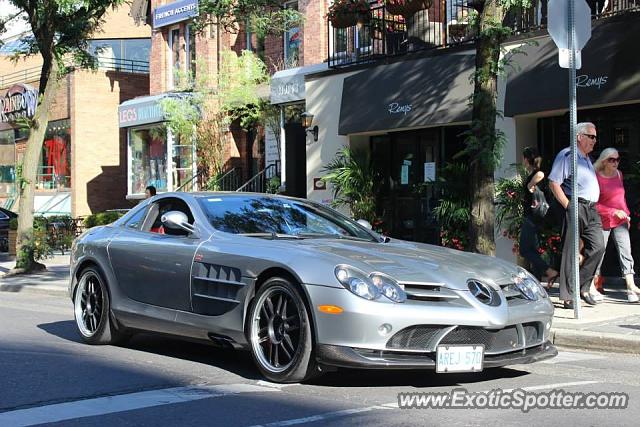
[370,273,406,303]
[513,268,547,300]
[334,266,406,303]
[335,265,380,300]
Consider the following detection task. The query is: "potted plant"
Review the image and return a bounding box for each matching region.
[327,0,371,29]
[383,0,432,18]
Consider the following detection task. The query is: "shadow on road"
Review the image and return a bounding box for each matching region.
[38,321,530,388]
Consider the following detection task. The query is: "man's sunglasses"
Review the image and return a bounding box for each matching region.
[581,133,597,141]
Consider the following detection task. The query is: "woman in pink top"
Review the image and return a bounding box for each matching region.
[594,148,639,303]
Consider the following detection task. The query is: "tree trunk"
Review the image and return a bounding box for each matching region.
[467,2,505,256]
[13,64,60,272]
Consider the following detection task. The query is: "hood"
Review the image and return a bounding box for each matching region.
[292,238,519,290]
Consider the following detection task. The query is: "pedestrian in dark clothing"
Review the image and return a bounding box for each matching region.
[145,185,156,199]
[548,122,606,309]
[519,147,559,286]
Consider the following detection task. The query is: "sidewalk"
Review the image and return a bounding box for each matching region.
[1,253,639,354]
[0,252,70,296]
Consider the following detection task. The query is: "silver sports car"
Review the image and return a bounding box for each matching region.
[70,192,556,383]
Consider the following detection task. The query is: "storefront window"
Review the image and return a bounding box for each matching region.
[0,129,16,196]
[172,136,195,191]
[130,126,168,195]
[169,27,181,89]
[284,1,300,67]
[88,38,151,63]
[38,120,71,190]
[187,24,196,79]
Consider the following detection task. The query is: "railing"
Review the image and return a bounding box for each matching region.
[212,168,242,191]
[36,166,70,191]
[236,163,280,193]
[0,56,150,88]
[328,0,640,68]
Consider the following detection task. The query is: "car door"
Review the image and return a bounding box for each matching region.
[108,196,201,311]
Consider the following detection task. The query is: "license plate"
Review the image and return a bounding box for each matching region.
[436,345,484,373]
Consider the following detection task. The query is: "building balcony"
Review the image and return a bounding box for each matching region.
[327,0,640,69]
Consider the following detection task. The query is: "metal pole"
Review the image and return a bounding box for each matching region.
[568,0,581,319]
[279,106,287,193]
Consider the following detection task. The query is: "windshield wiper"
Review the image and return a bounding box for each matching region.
[239,232,304,240]
[295,232,373,242]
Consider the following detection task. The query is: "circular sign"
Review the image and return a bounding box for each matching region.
[0,83,38,123]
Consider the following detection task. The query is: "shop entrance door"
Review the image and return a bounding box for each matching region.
[373,129,440,244]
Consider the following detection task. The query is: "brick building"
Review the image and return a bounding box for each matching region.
[0,6,151,217]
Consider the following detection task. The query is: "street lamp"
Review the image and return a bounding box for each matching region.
[301,111,318,142]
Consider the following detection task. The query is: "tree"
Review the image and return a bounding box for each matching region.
[195,0,302,36]
[464,0,531,255]
[0,0,124,273]
[160,51,271,189]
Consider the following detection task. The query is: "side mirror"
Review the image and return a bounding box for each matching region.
[356,219,372,230]
[161,210,195,234]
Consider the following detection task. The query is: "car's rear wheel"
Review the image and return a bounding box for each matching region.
[249,277,318,383]
[74,267,128,345]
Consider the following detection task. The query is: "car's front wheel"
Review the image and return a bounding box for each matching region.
[73,267,128,345]
[249,277,318,383]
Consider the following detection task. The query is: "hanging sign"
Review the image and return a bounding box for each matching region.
[0,83,38,123]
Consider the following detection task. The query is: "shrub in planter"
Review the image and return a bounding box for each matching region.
[384,0,432,18]
[84,211,124,228]
[327,0,371,29]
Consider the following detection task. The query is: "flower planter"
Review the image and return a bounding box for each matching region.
[328,0,371,29]
[384,0,432,18]
[330,13,359,29]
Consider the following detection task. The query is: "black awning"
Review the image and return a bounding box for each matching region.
[504,14,640,117]
[338,52,475,135]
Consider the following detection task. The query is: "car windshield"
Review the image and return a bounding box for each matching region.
[197,195,377,241]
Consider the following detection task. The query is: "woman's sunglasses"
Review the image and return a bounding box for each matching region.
[607,157,620,164]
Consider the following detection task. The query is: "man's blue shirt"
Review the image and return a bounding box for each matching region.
[549,147,599,202]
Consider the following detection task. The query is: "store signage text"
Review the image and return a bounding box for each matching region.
[153,0,199,28]
[576,74,608,90]
[0,83,38,123]
[271,75,305,104]
[119,102,164,127]
[388,102,412,115]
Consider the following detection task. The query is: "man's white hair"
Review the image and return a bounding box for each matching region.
[576,122,596,135]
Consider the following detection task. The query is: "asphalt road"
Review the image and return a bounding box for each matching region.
[1,292,638,427]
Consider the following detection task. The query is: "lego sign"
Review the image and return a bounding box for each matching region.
[0,83,38,123]
[153,0,199,28]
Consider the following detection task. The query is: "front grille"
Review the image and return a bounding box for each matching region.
[401,282,460,302]
[386,325,445,350]
[439,326,520,354]
[522,322,543,346]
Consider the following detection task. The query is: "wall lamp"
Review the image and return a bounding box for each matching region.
[301,111,319,142]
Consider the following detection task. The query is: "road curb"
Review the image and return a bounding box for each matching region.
[551,328,640,355]
[0,283,68,297]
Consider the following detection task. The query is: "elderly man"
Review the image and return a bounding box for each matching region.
[549,122,606,309]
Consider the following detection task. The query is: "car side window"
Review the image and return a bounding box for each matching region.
[124,206,148,230]
[142,197,194,237]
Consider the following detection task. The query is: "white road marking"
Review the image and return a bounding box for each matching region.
[255,380,296,389]
[501,380,599,392]
[251,404,395,427]
[251,380,601,426]
[0,383,278,427]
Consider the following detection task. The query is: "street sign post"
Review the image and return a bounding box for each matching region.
[548,0,592,319]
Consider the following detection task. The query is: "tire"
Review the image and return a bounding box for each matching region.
[248,277,318,383]
[73,267,129,345]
